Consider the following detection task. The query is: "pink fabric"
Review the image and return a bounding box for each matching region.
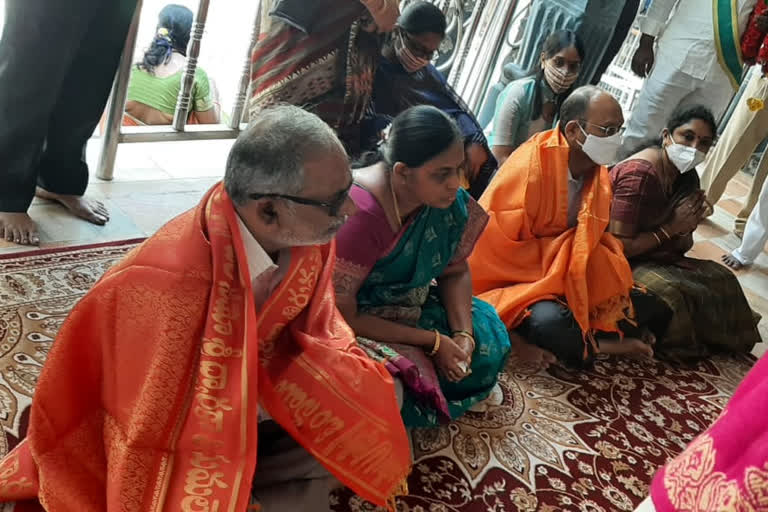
[650,353,768,511]
[376,342,452,424]
[336,184,401,278]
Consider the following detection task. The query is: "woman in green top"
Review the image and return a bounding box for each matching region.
[126,4,219,125]
[488,30,584,166]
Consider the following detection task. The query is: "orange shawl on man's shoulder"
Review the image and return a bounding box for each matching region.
[0,183,409,511]
[469,128,634,339]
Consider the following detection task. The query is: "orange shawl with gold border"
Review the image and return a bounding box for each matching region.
[469,128,634,340]
[0,184,410,511]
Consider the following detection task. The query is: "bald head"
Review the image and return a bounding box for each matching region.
[561,86,624,171]
[559,86,622,132]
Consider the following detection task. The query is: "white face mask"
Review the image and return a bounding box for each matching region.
[665,142,707,173]
[578,124,621,166]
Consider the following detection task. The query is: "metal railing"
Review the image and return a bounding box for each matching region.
[448,0,519,113]
[95,0,518,180]
[96,0,262,180]
[433,0,464,74]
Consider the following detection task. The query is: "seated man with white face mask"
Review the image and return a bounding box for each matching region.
[469,86,658,369]
[610,104,761,362]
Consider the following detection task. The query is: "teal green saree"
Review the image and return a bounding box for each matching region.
[334,185,511,427]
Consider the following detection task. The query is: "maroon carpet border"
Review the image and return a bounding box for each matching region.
[0,238,146,261]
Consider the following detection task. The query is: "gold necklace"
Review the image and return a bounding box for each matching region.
[389,172,403,229]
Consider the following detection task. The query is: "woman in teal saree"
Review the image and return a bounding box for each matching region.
[334,105,511,427]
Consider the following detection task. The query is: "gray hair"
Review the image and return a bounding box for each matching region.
[559,85,605,133]
[224,105,344,205]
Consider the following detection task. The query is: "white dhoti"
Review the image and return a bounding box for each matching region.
[622,49,735,153]
[731,175,768,266]
[700,69,768,235]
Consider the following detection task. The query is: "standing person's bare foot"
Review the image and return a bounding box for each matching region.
[509,331,557,371]
[35,187,109,225]
[722,254,746,271]
[0,212,40,245]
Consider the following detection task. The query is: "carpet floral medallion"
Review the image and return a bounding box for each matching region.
[0,242,758,511]
[332,355,755,511]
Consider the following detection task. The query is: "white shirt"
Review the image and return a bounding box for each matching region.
[236,216,291,422]
[638,0,756,80]
[567,169,585,228]
[236,216,291,310]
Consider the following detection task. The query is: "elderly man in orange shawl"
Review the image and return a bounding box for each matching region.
[469,86,659,368]
[0,106,410,511]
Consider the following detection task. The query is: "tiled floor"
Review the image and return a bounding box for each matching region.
[1,138,766,356]
[689,170,768,357]
[0,138,230,255]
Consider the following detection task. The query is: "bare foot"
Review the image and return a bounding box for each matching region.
[722,254,746,271]
[509,331,557,371]
[0,212,40,245]
[35,187,109,225]
[600,337,654,358]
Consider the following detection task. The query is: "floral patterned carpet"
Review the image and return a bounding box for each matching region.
[331,353,754,512]
[0,241,143,456]
[0,242,758,512]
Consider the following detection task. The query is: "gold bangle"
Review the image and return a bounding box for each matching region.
[659,226,672,240]
[652,231,662,246]
[429,329,441,356]
[452,330,476,348]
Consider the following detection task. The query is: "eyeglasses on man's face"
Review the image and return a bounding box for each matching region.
[579,120,622,137]
[249,181,353,218]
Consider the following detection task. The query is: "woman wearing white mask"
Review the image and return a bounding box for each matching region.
[488,30,585,166]
[360,2,496,199]
[610,105,761,362]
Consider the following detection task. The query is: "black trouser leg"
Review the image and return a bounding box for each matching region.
[517,300,593,367]
[624,287,673,341]
[37,0,138,197]
[0,0,104,212]
[518,291,671,367]
[590,0,642,86]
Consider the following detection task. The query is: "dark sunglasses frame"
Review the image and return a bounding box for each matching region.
[249,182,352,217]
